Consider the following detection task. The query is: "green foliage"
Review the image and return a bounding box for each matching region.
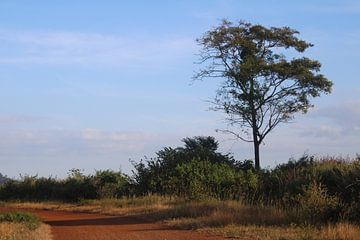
[0,212,40,230]
[132,136,242,197]
[1,135,359,226]
[0,173,9,184]
[258,155,316,205]
[195,20,333,169]
[0,169,129,202]
[295,183,343,224]
[174,159,237,200]
[255,156,360,224]
[93,169,130,198]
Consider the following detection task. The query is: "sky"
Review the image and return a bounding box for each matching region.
[0,0,359,178]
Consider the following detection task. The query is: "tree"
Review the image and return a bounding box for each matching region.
[195,20,332,170]
[132,136,237,196]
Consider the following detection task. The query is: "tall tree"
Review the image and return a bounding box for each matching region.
[195,20,332,170]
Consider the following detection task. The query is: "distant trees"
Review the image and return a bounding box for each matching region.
[0,173,9,184]
[0,169,129,201]
[195,20,333,170]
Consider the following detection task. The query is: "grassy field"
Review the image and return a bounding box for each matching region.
[4,196,360,240]
[0,211,52,240]
[0,223,51,240]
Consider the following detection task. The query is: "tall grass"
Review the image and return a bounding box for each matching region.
[0,223,51,240]
[0,211,51,240]
[202,223,360,240]
[0,211,40,230]
[6,196,360,240]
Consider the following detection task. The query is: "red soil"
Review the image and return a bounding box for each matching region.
[0,207,227,240]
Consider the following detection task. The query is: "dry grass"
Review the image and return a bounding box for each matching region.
[163,200,287,229]
[0,222,52,240]
[3,198,360,240]
[4,195,175,216]
[320,223,360,240]
[200,223,360,240]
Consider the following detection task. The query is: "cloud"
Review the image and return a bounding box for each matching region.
[0,128,158,156]
[0,115,46,124]
[308,100,360,137]
[0,29,196,68]
[81,129,104,141]
[271,100,359,141]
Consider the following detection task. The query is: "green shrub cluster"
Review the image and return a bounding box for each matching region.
[132,136,257,200]
[0,211,40,230]
[0,169,130,202]
[257,156,360,223]
[1,136,359,225]
[131,137,360,224]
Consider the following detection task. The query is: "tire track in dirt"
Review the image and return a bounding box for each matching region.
[1,208,226,240]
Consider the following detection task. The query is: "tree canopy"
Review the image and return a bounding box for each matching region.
[195,20,333,169]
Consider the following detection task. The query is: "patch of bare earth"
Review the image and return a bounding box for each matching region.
[1,207,226,240]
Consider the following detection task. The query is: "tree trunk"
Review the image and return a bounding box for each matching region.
[249,77,260,170]
[251,115,261,170]
[253,138,260,170]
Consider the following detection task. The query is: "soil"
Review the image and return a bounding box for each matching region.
[0,207,227,240]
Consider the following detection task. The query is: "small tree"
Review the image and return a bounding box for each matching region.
[195,20,332,170]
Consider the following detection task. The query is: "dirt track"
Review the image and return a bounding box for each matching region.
[1,208,226,240]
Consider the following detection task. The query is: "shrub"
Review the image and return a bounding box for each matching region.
[0,212,40,230]
[93,169,129,198]
[294,182,343,224]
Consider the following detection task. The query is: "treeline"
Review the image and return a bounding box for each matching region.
[1,136,360,224]
[0,169,130,201]
[0,173,9,184]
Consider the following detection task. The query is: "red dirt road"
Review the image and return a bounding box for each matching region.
[0,208,227,240]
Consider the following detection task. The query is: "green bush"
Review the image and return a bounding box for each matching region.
[0,212,40,230]
[1,136,359,226]
[294,182,343,224]
[0,169,130,202]
[93,169,130,198]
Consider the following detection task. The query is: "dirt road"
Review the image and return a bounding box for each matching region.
[1,208,226,240]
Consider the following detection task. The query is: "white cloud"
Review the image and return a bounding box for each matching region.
[81,128,104,141]
[0,29,196,68]
[0,128,158,155]
[0,115,46,124]
[308,100,360,136]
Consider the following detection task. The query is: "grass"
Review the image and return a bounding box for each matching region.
[200,223,360,240]
[0,211,40,230]
[0,223,52,240]
[4,196,360,240]
[0,211,51,240]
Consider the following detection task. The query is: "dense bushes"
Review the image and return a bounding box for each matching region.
[0,173,9,184]
[130,137,360,224]
[132,136,256,199]
[0,136,359,225]
[256,156,360,224]
[0,169,128,202]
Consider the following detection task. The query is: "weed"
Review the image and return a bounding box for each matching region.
[0,212,40,230]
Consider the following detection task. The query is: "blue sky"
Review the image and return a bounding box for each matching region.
[0,0,359,178]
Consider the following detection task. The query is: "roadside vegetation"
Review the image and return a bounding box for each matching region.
[1,136,360,239]
[0,211,51,240]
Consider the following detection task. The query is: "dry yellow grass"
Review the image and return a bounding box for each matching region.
[0,222,52,240]
[4,198,360,240]
[164,200,287,229]
[321,223,360,240]
[200,223,360,240]
[4,195,174,216]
